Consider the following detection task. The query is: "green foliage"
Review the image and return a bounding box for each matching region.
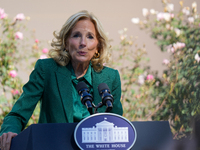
[131,0,200,137]
[0,10,49,128]
[110,28,158,121]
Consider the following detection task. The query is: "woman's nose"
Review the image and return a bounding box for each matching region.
[79,37,86,49]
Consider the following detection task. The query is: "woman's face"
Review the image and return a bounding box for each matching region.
[67,19,99,65]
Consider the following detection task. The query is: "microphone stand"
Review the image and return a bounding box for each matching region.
[92,102,104,114]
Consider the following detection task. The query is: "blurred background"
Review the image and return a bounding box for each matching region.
[2,0,199,79]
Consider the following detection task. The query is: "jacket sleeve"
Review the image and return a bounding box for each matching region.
[0,59,45,136]
[110,70,123,115]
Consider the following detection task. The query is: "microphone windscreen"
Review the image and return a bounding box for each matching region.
[98,83,110,94]
[76,82,88,92]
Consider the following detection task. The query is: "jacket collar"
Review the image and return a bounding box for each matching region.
[55,64,110,122]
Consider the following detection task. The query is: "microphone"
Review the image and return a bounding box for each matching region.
[98,83,114,112]
[76,82,93,115]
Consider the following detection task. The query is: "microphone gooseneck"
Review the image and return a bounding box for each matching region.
[76,82,93,115]
[98,83,114,112]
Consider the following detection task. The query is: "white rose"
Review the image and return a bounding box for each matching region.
[195,53,200,63]
[142,8,149,17]
[182,7,190,16]
[138,75,145,85]
[15,13,25,21]
[174,28,181,37]
[166,4,174,12]
[188,17,194,23]
[163,13,171,21]
[163,59,170,65]
[131,18,140,24]
[157,12,164,21]
[192,2,197,9]
[150,9,156,14]
[15,32,23,40]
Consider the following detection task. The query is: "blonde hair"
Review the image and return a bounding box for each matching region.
[49,10,110,72]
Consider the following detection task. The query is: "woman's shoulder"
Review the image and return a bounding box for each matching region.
[35,58,59,71]
[96,66,120,79]
[97,66,121,84]
[37,58,57,64]
[101,66,119,73]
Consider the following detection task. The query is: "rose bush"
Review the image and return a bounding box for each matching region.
[0,8,49,127]
[131,0,200,137]
[110,28,158,121]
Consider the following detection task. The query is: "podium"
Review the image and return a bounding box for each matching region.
[9,121,172,150]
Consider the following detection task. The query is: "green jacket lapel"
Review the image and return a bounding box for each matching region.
[55,65,73,123]
[91,68,110,106]
[55,65,111,122]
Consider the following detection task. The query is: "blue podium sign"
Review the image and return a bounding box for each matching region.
[74,113,137,150]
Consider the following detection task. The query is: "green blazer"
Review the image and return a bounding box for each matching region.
[0,58,123,135]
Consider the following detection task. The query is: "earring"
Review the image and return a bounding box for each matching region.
[63,48,68,52]
[94,52,100,58]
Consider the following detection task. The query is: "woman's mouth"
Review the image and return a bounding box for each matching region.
[78,51,87,56]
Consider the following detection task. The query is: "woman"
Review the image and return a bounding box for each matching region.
[0,10,123,150]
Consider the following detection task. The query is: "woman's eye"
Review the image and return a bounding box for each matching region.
[88,35,94,39]
[73,34,80,38]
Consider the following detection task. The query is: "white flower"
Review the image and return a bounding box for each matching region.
[171,47,175,53]
[120,34,127,40]
[131,18,140,24]
[174,28,181,37]
[166,24,171,30]
[138,75,145,85]
[0,8,4,15]
[15,32,23,40]
[155,81,160,87]
[188,17,194,23]
[157,12,164,21]
[166,3,174,12]
[163,13,171,21]
[180,42,186,49]
[173,42,185,50]
[177,42,185,49]
[166,44,172,52]
[182,7,190,16]
[150,9,156,14]
[0,8,7,19]
[192,2,197,9]
[0,13,7,19]
[195,54,200,63]
[163,59,170,65]
[195,14,199,19]
[173,43,178,50]
[142,8,149,17]
[15,13,25,21]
